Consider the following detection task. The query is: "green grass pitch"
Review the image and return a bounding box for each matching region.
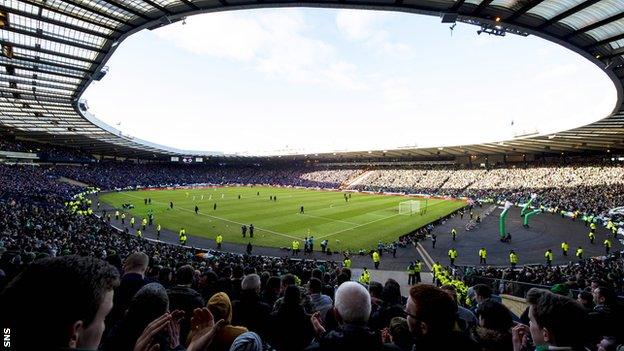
[100,186,466,251]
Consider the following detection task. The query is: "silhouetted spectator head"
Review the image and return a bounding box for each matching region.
[473,284,492,304]
[1,256,119,350]
[123,252,149,275]
[308,277,323,295]
[593,286,616,307]
[577,291,594,310]
[175,264,194,285]
[475,300,513,332]
[382,279,402,305]
[369,281,384,300]
[526,288,588,349]
[407,284,457,339]
[280,273,296,292]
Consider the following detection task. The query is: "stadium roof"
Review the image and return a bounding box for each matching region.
[0,0,623,160]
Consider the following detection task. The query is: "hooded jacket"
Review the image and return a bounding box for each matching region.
[207,292,248,351]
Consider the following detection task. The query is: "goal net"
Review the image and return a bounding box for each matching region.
[399,200,427,215]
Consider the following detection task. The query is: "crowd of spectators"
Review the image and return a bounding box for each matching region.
[1,154,624,350]
[462,252,624,296]
[51,163,360,190]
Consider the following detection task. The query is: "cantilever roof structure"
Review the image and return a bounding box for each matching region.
[0,0,623,159]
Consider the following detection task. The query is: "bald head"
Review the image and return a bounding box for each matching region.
[124,252,149,275]
[335,282,371,324]
[241,274,261,292]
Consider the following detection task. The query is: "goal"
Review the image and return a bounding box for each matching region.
[399,200,427,215]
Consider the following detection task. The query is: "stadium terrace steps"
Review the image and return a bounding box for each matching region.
[343,170,375,189]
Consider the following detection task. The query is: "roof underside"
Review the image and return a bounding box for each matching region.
[1,0,623,160]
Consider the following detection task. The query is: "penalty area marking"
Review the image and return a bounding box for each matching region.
[300,213,359,225]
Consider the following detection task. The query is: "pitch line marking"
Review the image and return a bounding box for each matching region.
[316,213,403,239]
[315,199,454,240]
[118,192,301,241]
[300,213,360,225]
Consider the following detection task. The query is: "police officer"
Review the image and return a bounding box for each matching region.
[136,229,142,238]
[561,241,569,256]
[478,248,487,265]
[242,225,247,238]
[414,260,422,283]
[179,228,187,246]
[407,262,416,285]
[130,216,135,228]
[588,231,596,244]
[157,224,161,240]
[604,239,612,255]
[249,224,254,238]
[141,217,147,231]
[509,250,518,269]
[431,233,437,249]
[372,250,381,269]
[576,246,584,260]
[451,228,457,241]
[292,240,300,256]
[448,248,458,266]
[121,212,126,224]
[343,255,352,268]
[216,233,223,250]
[358,268,370,285]
[544,249,553,266]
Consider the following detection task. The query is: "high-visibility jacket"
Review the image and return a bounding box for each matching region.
[292,240,300,250]
[478,249,487,259]
[372,251,380,263]
[448,249,458,259]
[180,234,187,244]
[545,251,553,261]
[509,253,518,264]
[115,211,120,217]
[121,213,126,219]
[589,232,595,239]
[604,239,612,248]
[216,235,223,244]
[130,217,135,225]
[407,264,415,274]
[142,218,147,226]
[576,248,584,257]
[414,262,422,273]
[451,229,457,236]
[136,229,142,238]
[590,222,597,231]
[359,270,370,285]
[607,220,614,230]
[157,224,161,232]
[343,258,352,268]
[561,242,569,251]
[432,263,442,275]
[179,229,186,236]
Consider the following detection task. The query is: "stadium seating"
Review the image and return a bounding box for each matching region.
[1,150,624,350]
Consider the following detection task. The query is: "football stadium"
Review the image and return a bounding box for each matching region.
[2,1,624,351]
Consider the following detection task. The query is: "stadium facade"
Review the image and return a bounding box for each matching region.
[1,0,623,160]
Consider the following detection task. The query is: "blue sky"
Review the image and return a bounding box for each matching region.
[84,8,617,155]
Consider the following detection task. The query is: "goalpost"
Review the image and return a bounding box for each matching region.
[399,199,427,215]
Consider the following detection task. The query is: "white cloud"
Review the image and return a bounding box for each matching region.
[335,9,416,58]
[155,13,268,61]
[155,9,366,90]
